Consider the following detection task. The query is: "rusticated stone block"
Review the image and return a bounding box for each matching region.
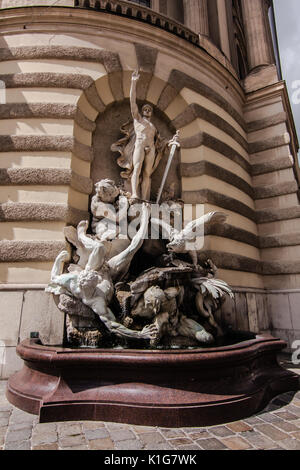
[267,294,292,330]
[0,291,24,347]
[19,290,64,346]
[288,294,300,330]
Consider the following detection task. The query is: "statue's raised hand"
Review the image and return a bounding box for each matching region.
[132,70,140,82]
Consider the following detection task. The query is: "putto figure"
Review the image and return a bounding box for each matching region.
[111,70,167,201]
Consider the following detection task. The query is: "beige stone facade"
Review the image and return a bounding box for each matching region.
[0,1,299,378]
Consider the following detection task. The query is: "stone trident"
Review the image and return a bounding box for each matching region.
[156,131,180,204]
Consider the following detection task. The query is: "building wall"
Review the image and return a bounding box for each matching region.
[0,3,299,378]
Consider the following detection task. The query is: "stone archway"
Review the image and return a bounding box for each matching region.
[73,72,185,208]
[91,99,180,202]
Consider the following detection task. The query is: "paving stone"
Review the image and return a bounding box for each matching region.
[208,426,235,437]
[132,425,157,434]
[139,432,168,446]
[105,422,130,430]
[160,429,186,439]
[6,427,32,442]
[85,428,109,440]
[291,419,300,427]
[144,442,174,450]
[226,421,253,433]
[59,434,86,448]
[285,405,300,417]
[9,410,36,425]
[57,423,82,436]
[0,417,9,427]
[114,439,143,450]
[32,443,59,450]
[167,438,193,446]
[183,427,208,433]
[244,416,264,425]
[278,438,300,450]
[241,432,278,450]
[5,440,31,450]
[32,431,58,445]
[258,412,283,423]
[60,445,89,450]
[273,411,299,421]
[188,431,212,440]
[273,421,299,432]
[82,422,106,430]
[255,424,289,441]
[33,423,57,433]
[89,438,115,450]
[0,406,12,413]
[9,422,33,432]
[221,436,253,450]
[177,444,202,450]
[109,429,136,442]
[197,438,227,450]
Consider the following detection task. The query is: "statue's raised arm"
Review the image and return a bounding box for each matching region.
[130,70,141,121]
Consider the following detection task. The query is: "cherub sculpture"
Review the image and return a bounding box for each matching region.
[46,203,158,342]
[91,179,121,241]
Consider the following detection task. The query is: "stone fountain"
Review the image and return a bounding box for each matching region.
[7,72,299,427]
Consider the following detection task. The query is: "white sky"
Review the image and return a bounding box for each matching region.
[274,0,300,145]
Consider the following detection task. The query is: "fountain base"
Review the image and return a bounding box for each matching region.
[6,336,299,427]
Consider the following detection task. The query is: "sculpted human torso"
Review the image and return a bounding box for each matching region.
[134,118,156,146]
[130,71,159,201]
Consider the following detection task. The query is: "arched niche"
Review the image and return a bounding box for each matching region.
[91,99,181,202]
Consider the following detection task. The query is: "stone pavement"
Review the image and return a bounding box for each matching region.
[1,379,300,451]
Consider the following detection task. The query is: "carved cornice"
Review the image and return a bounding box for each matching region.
[74,0,199,46]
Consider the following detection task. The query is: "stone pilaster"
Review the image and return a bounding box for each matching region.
[183,0,209,36]
[151,0,160,13]
[241,0,272,71]
[167,0,184,23]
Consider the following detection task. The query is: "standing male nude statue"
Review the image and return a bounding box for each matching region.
[111,71,176,202]
[130,70,158,201]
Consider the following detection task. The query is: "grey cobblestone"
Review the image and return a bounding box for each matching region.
[197,438,227,450]
[59,434,87,448]
[5,439,31,450]
[0,377,300,450]
[114,439,144,450]
[31,431,58,446]
[208,425,235,437]
[6,427,32,443]
[84,427,109,440]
